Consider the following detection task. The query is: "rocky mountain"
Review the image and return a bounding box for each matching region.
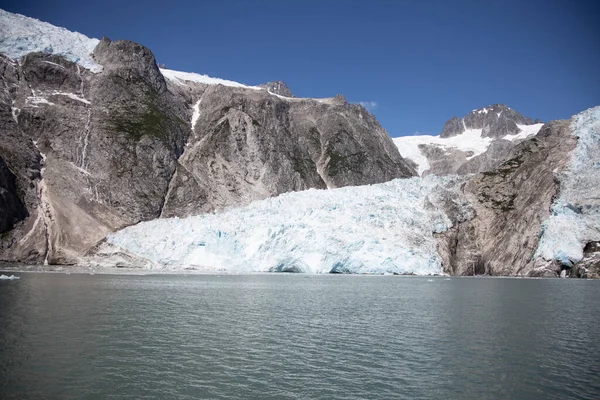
[101,106,600,278]
[393,104,545,176]
[0,9,598,279]
[0,9,415,264]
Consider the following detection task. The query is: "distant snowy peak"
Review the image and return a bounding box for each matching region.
[258,81,295,97]
[0,8,102,72]
[393,104,544,176]
[441,104,537,139]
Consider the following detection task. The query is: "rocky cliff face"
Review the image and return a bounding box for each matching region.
[0,13,416,264]
[435,106,600,279]
[160,80,413,217]
[0,43,189,264]
[436,120,577,276]
[257,81,295,97]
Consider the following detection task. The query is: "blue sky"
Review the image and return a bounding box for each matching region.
[3,0,599,137]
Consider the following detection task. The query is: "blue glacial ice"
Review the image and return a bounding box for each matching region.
[535,106,600,265]
[107,175,471,274]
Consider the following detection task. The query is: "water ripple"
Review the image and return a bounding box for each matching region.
[1,274,599,399]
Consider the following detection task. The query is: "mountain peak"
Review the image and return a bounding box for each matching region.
[440,104,538,139]
[258,81,294,97]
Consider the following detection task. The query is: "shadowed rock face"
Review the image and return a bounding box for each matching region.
[439,116,464,138]
[0,156,27,233]
[436,120,577,276]
[0,39,415,263]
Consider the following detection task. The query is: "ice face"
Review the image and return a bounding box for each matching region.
[0,8,102,72]
[535,106,600,264]
[107,175,471,274]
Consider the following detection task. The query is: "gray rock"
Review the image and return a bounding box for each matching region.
[436,120,577,276]
[0,38,416,263]
[0,155,27,232]
[161,84,415,216]
[414,104,542,177]
[0,40,190,263]
[439,116,465,138]
[258,81,294,97]
[456,139,516,175]
[464,104,534,138]
[420,145,474,177]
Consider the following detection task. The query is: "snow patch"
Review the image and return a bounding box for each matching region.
[267,90,337,104]
[43,60,65,69]
[160,68,337,105]
[0,274,20,280]
[52,91,90,104]
[504,123,544,141]
[0,8,102,73]
[11,106,19,123]
[160,68,259,90]
[191,98,202,133]
[535,106,600,265]
[393,123,545,176]
[107,175,470,275]
[393,129,489,176]
[26,95,55,107]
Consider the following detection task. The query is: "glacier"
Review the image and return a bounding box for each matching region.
[535,106,600,265]
[107,175,471,274]
[0,8,102,72]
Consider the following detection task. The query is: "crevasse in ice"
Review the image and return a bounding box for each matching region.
[107,175,471,274]
[535,106,600,265]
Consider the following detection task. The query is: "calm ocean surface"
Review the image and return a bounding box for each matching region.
[1,273,599,399]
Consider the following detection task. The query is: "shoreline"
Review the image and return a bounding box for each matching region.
[0,264,587,279]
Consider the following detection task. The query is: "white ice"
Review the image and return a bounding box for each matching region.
[0,8,102,73]
[51,91,90,104]
[0,274,20,280]
[393,128,490,176]
[535,106,600,265]
[160,68,260,90]
[26,95,55,107]
[107,175,470,274]
[161,69,338,105]
[504,123,545,141]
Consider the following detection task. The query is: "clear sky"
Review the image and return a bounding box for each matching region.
[3,0,599,137]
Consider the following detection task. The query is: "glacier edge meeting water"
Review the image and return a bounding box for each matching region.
[107,175,472,274]
[104,107,600,275]
[535,106,600,265]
